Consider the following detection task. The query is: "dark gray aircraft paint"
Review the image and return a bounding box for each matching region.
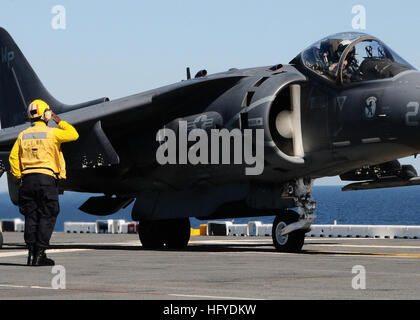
[1,29,420,252]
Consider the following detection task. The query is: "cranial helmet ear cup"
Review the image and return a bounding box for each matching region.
[42,109,52,122]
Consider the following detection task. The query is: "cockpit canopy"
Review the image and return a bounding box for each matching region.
[296,32,415,84]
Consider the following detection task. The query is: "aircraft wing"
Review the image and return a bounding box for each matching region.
[0,73,245,147]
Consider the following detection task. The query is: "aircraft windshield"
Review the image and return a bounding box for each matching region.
[340,40,414,83]
[300,32,415,84]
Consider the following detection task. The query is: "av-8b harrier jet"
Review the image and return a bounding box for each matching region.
[1,28,420,252]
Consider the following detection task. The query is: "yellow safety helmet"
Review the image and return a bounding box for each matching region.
[27,99,50,121]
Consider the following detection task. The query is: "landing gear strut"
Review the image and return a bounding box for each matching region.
[272,178,317,253]
[138,218,191,249]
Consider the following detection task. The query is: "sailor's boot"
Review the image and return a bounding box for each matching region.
[27,244,35,266]
[32,246,55,266]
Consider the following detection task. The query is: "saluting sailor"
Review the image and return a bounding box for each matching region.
[9,100,79,266]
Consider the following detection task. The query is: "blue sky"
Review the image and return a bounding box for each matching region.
[1,0,420,191]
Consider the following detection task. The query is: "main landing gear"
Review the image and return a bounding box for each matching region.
[272,178,317,253]
[136,178,317,253]
[138,218,191,249]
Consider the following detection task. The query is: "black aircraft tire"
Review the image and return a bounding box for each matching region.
[0,232,3,249]
[272,211,305,253]
[162,218,191,249]
[138,221,165,249]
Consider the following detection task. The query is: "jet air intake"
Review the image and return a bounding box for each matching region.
[270,84,305,159]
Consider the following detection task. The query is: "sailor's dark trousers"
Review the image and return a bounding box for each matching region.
[18,173,60,248]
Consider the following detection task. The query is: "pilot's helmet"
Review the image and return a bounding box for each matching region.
[336,40,352,60]
[320,40,333,58]
[320,39,342,63]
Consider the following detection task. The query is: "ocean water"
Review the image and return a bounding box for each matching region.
[1,186,420,232]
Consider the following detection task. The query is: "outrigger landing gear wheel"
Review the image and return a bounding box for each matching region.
[272,210,305,253]
[138,218,191,250]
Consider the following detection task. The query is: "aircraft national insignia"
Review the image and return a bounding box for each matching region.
[187,114,214,131]
[365,96,377,119]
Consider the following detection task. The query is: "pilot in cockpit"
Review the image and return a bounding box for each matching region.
[319,39,361,82]
[301,33,414,84]
[320,39,341,70]
[320,40,350,74]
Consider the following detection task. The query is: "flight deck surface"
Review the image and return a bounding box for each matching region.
[0,233,419,300]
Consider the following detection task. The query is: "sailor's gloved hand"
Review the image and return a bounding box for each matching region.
[51,111,62,125]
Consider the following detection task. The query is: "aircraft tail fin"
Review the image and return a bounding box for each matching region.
[0,28,110,130]
[0,27,66,129]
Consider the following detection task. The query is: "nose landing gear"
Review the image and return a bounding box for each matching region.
[272,210,306,252]
[272,178,317,253]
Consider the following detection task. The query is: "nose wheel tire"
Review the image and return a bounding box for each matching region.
[272,210,305,253]
[138,218,190,250]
